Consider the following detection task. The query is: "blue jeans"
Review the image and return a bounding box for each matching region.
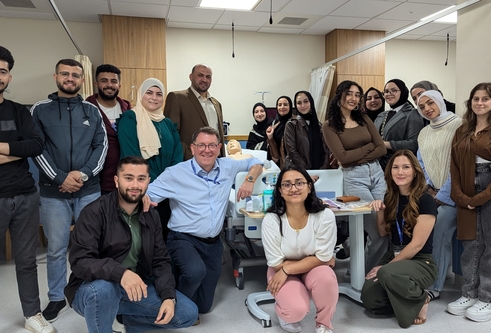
[0,192,41,317]
[40,192,100,301]
[72,279,198,333]
[166,231,223,313]
[429,204,457,291]
[461,164,491,301]
[342,161,388,273]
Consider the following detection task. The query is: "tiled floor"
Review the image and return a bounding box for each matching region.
[1,245,491,333]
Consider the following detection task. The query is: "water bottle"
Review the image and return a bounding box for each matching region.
[263,184,274,212]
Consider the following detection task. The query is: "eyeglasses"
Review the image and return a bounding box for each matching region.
[384,88,400,95]
[193,143,219,151]
[57,71,83,80]
[280,181,308,190]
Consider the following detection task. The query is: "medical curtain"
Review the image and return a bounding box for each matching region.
[74,54,93,99]
[309,65,335,122]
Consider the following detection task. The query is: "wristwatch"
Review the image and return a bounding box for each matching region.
[165,298,176,305]
[79,171,89,182]
[246,175,254,183]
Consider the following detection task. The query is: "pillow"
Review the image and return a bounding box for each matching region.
[242,149,267,161]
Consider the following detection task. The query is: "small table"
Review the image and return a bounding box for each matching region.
[244,207,372,327]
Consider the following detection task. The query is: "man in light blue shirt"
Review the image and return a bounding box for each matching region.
[146,127,263,314]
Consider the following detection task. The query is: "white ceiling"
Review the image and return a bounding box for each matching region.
[0,0,460,41]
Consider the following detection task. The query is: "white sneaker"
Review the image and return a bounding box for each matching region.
[112,316,126,333]
[25,313,55,333]
[316,324,333,333]
[278,315,302,333]
[447,296,478,316]
[465,300,491,322]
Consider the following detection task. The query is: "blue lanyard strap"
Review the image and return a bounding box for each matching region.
[191,160,220,185]
[395,207,405,246]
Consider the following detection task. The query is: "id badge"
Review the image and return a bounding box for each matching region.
[393,245,404,257]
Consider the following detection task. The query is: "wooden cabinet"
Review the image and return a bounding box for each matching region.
[102,15,166,69]
[325,29,385,95]
[101,15,167,105]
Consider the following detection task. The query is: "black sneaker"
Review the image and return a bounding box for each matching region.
[42,299,68,322]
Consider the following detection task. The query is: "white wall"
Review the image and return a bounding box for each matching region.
[385,39,457,109]
[165,28,325,134]
[456,0,491,116]
[1,16,461,134]
[0,17,102,104]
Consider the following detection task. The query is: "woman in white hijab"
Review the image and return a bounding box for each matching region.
[118,78,183,238]
[416,90,462,301]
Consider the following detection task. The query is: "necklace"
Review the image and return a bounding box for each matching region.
[287,212,309,232]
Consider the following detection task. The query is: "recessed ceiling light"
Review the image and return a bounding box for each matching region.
[421,5,457,23]
[199,0,261,11]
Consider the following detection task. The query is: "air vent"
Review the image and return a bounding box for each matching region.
[278,17,308,26]
[0,0,35,8]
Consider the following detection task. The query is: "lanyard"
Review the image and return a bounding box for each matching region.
[191,160,220,185]
[395,208,405,246]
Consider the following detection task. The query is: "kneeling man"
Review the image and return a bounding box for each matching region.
[65,156,198,333]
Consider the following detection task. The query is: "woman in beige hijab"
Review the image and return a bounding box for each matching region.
[118,78,183,237]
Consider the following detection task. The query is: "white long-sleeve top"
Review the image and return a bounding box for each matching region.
[261,209,336,267]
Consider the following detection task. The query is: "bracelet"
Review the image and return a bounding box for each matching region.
[281,266,289,276]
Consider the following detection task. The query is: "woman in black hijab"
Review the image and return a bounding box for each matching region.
[364,87,385,122]
[246,102,273,150]
[284,91,330,170]
[373,79,425,171]
[266,96,293,168]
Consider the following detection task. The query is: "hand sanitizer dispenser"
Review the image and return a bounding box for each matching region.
[263,184,273,213]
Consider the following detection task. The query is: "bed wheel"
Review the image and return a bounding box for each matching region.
[236,271,245,290]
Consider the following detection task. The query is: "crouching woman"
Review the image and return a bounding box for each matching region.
[361,149,437,328]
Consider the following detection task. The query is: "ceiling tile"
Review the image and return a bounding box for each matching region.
[258,26,304,34]
[420,34,456,41]
[395,33,424,40]
[166,0,199,6]
[301,28,334,35]
[111,1,167,18]
[378,2,449,21]
[330,0,402,18]
[267,12,324,30]
[254,0,290,12]
[168,5,222,24]
[407,0,456,5]
[280,0,349,16]
[0,10,55,20]
[109,0,170,4]
[431,25,456,36]
[356,18,414,33]
[167,21,214,29]
[55,0,110,22]
[406,22,454,35]
[308,15,370,31]
[216,10,269,27]
[213,24,259,32]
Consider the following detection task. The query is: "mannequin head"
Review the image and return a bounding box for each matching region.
[226,139,242,155]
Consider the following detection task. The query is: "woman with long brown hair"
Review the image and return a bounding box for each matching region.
[447,82,491,321]
[323,80,387,272]
[361,150,437,328]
